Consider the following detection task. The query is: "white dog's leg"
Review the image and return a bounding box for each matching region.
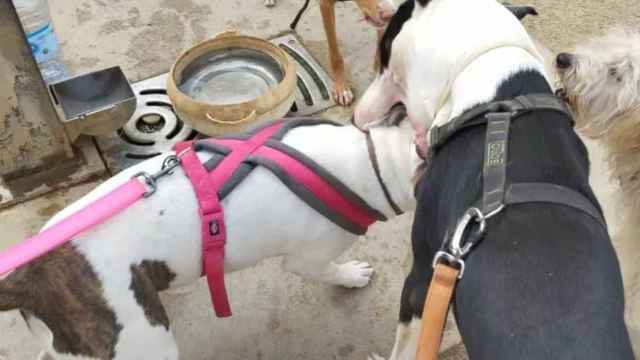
[284,252,374,288]
[264,0,275,7]
[369,319,422,360]
[326,260,374,288]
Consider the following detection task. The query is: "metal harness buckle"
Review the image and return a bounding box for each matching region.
[432,251,466,279]
[432,207,488,279]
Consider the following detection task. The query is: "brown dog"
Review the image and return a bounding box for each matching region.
[319,0,392,105]
[270,0,395,106]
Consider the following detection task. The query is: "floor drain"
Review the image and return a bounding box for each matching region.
[270,32,335,116]
[97,31,335,173]
[96,74,198,173]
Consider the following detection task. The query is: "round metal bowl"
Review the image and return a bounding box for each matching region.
[166,31,296,136]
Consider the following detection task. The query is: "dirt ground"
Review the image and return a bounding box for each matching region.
[513,0,639,51]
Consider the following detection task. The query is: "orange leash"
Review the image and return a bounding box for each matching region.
[415,263,460,360]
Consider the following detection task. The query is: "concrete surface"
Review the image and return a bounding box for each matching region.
[0,0,638,359]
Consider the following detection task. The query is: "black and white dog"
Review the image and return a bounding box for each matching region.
[355,0,635,358]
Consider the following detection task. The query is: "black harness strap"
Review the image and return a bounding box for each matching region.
[430,93,573,151]
[479,107,606,227]
[504,183,606,225]
[482,112,511,215]
[366,132,404,216]
[264,139,389,223]
[432,93,606,265]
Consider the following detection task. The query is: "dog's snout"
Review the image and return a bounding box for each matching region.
[556,53,574,69]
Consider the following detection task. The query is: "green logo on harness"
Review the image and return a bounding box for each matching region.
[487,141,506,166]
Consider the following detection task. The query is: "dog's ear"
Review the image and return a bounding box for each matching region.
[503,3,538,21]
[378,0,414,72]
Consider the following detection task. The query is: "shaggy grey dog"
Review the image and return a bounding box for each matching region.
[556,29,640,195]
[555,27,640,353]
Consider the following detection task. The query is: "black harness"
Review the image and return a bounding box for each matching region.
[430,94,607,276]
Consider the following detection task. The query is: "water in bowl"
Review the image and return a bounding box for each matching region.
[179,48,284,106]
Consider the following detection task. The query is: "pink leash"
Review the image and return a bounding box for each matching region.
[214,139,377,228]
[0,179,148,276]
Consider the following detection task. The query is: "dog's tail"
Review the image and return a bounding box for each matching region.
[289,0,311,30]
[0,270,24,311]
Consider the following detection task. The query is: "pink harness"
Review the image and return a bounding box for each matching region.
[174,121,380,317]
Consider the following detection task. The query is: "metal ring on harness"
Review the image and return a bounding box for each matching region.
[432,207,487,279]
[161,155,181,174]
[449,207,486,258]
[483,204,505,220]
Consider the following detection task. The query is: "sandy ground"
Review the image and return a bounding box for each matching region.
[0,0,638,359]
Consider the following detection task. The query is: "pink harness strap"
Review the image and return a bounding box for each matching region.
[174,122,285,317]
[214,139,378,229]
[0,179,148,276]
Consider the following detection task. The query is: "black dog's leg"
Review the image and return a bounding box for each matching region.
[386,196,439,359]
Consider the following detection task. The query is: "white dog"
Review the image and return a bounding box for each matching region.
[0,116,419,359]
[555,27,640,353]
[556,28,640,189]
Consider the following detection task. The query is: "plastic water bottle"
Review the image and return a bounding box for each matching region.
[13,0,68,83]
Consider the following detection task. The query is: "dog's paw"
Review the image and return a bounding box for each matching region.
[333,83,354,106]
[378,0,396,22]
[368,353,386,360]
[337,260,374,288]
[264,0,275,7]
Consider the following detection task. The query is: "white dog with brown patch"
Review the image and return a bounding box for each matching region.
[0,116,419,360]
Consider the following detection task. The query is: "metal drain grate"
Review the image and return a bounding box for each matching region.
[97,31,335,173]
[270,32,335,116]
[95,74,198,173]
